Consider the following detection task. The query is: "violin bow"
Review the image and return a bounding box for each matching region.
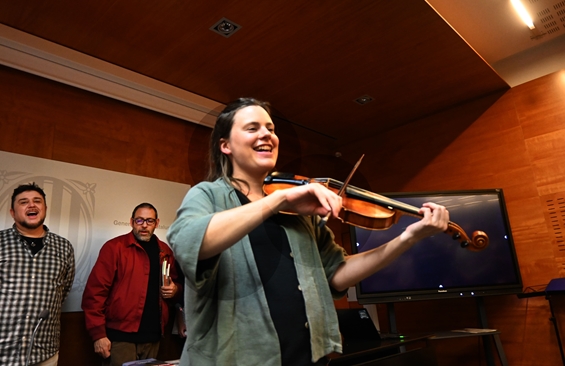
[319,154,365,227]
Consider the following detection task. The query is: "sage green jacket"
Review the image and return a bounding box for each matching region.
[167,178,347,366]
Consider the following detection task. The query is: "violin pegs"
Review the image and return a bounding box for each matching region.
[452,233,461,240]
[460,241,469,248]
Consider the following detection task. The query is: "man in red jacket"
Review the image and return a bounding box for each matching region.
[82,203,181,366]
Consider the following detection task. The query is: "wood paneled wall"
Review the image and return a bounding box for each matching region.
[338,69,565,366]
[2,62,565,366]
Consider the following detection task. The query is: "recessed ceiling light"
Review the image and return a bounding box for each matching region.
[210,18,242,38]
[510,0,535,29]
[353,95,374,105]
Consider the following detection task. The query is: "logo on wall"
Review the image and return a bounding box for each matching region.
[0,170,95,293]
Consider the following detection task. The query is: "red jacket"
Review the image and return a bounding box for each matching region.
[81,232,181,341]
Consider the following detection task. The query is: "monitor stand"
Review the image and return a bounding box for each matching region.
[385,297,508,366]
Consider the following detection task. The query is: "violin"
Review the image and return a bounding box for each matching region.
[263,172,489,252]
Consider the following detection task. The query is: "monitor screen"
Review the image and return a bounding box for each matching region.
[351,189,523,303]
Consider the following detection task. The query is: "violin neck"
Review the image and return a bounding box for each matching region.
[264,174,423,217]
[319,178,422,216]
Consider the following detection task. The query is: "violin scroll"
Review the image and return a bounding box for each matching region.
[446,222,489,252]
[468,231,489,251]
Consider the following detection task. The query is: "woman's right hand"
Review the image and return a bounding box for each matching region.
[275,183,342,219]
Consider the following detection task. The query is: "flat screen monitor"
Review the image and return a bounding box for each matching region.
[351,189,523,304]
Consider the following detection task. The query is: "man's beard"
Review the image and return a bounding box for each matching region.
[18,217,45,230]
[134,230,152,242]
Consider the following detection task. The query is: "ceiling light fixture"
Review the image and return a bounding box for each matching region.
[210,18,242,38]
[510,0,536,29]
[353,95,374,105]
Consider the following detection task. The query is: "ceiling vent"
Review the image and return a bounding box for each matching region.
[210,18,242,38]
[353,95,374,105]
[527,1,565,39]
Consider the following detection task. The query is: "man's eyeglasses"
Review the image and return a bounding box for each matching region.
[133,217,157,225]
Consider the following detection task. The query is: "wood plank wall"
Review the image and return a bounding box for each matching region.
[2,63,565,365]
[337,69,565,366]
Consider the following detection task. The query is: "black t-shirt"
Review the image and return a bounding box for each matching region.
[21,235,44,255]
[236,190,315,365]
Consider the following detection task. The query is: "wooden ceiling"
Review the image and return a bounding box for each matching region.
[0,0,509,147]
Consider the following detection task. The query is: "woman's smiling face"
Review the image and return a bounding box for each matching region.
[220,105,279,180]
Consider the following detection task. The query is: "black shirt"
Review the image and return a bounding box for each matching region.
[21,235,44,255]
[236,190,315,365]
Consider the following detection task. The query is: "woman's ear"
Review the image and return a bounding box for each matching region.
[220,138,231,155]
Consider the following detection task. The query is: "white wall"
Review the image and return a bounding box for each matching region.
[0,151,190,311]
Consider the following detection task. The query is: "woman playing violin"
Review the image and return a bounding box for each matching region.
[167,98,449,366]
